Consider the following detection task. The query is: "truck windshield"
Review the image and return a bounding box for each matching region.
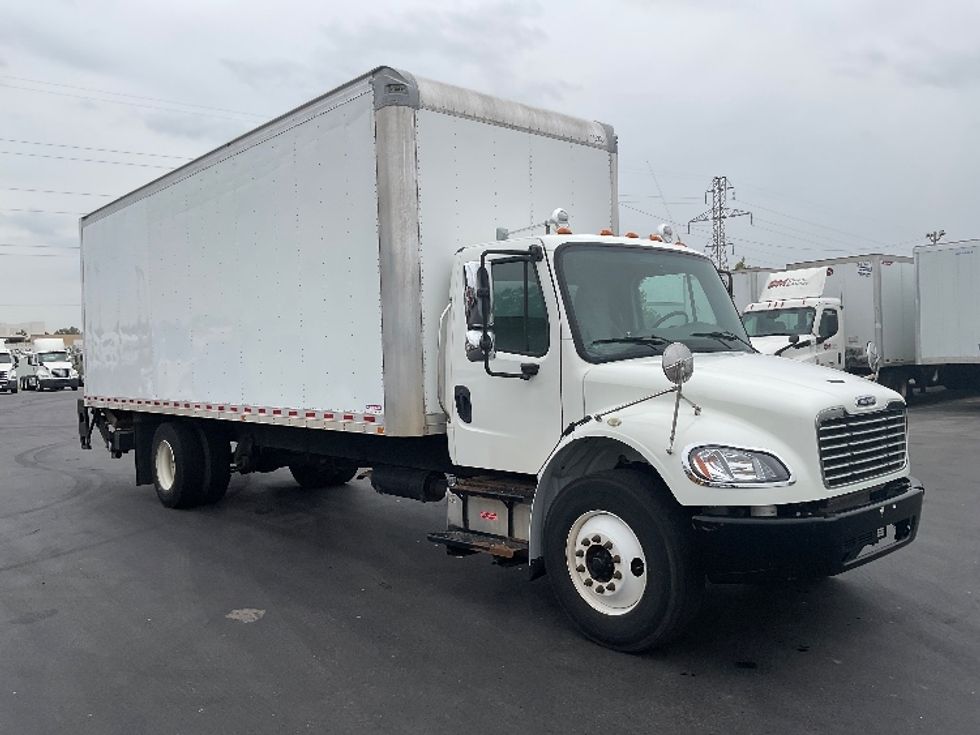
[556,243,753,363]
[742,307,815,337]
[38,351,69,363]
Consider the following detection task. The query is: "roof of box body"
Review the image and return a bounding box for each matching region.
[80,66,616,226]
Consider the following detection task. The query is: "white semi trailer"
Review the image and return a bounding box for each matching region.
[742,255,918,397]
[78,67,924,651]
[915,239,980,389]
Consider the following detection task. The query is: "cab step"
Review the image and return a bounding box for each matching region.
[427,530,528,564]
[449,474,536,502]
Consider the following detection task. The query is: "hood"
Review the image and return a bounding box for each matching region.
[582,351,898,419]
[750,335,812,357]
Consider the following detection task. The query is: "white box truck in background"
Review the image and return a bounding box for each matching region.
[741,255,918,397]
[915,239,980,389]
[729,266,772,313]
[78,67,924,651]
[0,340,17,394]
[19,336,79,391]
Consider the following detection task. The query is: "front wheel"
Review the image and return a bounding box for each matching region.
[544,469,703,652]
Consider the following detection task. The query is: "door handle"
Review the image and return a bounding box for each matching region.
[454,386,472,424]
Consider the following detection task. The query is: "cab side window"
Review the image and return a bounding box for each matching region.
[491,259,549,356]
[818,309,839,339]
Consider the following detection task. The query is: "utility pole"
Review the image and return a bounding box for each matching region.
[925,229,945,246]
[687,176,753,269]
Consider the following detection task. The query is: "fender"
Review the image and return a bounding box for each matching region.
[530,421,670,570]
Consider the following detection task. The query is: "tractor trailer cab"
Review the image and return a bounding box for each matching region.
[0,340,17,394]
[21,337,79,392]
[78,67,924,652]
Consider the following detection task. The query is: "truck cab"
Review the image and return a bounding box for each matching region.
[439,232,921,650]
[0,342,17,394]
[20,337,79,392]
[742,296,843,369]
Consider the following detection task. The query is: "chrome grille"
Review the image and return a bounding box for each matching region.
[817,403,907,488]
[0,370,7,380]
[52,368,69,378]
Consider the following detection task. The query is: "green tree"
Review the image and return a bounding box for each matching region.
[55,326,81,335]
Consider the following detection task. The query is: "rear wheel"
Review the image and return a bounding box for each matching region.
[288,460,358,489]
[196,426,232,505]
[151,422,205,508]
[544,469,703,652]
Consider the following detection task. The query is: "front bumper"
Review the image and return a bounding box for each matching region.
[39,377,78,389]
[0,379,13,391]
[693,478,924,582]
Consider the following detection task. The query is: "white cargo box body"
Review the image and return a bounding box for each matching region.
[730,267,772,313]
[785,255,914,369]
[81,67,617,437]
[916,240,980,364]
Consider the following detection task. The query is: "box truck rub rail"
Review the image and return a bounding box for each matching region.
[78,67,923,652]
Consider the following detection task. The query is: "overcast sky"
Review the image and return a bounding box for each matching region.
[2,0,978,329]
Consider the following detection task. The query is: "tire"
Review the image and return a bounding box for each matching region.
[10,385,16,394]
[151,422,206,509]
[288,460,358,489]
[544,469,703,653]
[195,425,232,505]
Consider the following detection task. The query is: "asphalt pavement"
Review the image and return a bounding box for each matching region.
[1,388,977,734]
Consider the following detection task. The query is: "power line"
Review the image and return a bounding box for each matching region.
[0,74,267,119]
[0,136,191,160]
[0,242,79,249]
[645,161,674,226]
[0,82,258,123]
[1,186,113,198]
[621,202,672,224]
[738,199,889,247]
[0,207,86,215]
[0,150,172,169]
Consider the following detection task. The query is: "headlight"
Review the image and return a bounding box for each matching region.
[685,445,792,486]
[69,368,78,377]
[9,369,16,379]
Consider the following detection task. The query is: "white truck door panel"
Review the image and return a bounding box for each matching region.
[815,306,843,368]
[447,250,563,474]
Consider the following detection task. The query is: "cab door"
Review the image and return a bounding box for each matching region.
[446,245,563,474]
[815,306,843,368]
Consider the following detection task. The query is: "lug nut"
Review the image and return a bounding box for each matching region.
[606,582,616,592]
[595,585,605,594]
[612,555,621,564]
[613,571,622,580]
[591,534,601,543]
[575,549,584,558]
[576,565,585,573]
[583,578,593,587]
[581,538,590,546]
[603,541,613,550]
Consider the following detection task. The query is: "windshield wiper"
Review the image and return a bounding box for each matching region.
[591,335,669,351]
[690,331,756,351]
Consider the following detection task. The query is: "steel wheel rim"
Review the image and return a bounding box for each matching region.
[565,510,647,616]
[155,439,176,491]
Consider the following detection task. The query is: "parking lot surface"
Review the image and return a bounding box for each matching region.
[1,389,977,734]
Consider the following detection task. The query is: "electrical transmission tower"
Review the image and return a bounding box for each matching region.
[687,176,753,269]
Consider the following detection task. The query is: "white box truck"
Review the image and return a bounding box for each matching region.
[19,336,79,391]
[915,240,980,389]
[741,255,918,397]
[78,67,924,651]
[0,340,18,394]
[729,266,772,313]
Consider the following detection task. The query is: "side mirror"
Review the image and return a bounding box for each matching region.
[866,341,880,372]
[463,261,494,362]
[662,342,694,385]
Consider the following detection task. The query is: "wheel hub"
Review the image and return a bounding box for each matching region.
[566,510,647,615]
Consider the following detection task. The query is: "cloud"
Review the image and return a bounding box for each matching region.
[0,17,112,72]
[839,42,980,90]
[0,211,77,246]
[221,57,314,91]
[140,111,252,143]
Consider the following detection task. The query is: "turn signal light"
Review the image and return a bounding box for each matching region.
[556,226,573,235]
[649,234,663,242]
[625,231,639,238]
[599,228,614,236]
